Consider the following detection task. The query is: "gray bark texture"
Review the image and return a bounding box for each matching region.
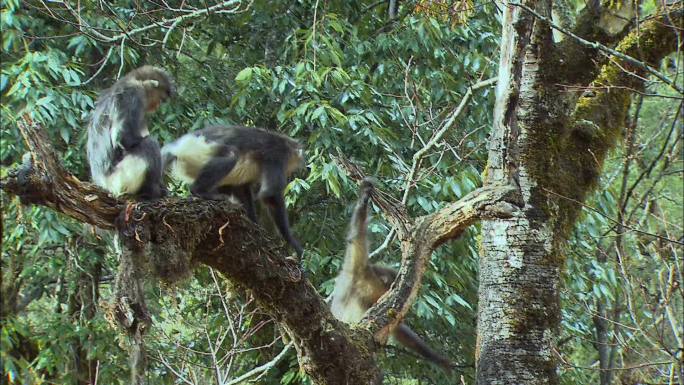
[477,1,683,384]
[478,2,559,383]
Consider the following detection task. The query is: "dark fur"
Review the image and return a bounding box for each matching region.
[330,179,454,373]
[87,65,175,200]
[162,125,306,256]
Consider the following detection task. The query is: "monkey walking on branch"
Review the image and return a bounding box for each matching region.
[87,65,175,200]
[161,125,307,257]
[331,178,455,373]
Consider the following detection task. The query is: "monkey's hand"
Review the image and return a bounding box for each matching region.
[360,177,376,192]
[359,177,376,204]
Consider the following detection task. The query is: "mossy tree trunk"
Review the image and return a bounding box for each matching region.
[477,1,682,384]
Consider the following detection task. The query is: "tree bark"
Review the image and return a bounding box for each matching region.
[478,1,682,384]
[478,1,561,383]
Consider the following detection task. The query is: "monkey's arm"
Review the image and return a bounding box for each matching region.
[393,323,454,373]
[344,179,374,271]
[116,88,147,150]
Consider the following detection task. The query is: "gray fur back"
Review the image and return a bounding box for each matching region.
[86,88,118,187]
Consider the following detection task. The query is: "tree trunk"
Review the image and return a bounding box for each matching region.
[478,1,682,384]
[477,1,561,383]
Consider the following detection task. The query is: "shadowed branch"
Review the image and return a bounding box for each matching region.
[1,120,383,385]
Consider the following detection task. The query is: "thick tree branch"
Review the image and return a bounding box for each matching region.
[365,184,521,342]
[550,3,684,226]
[516,2,683,93]
[1,120,382,385]
[424,184,522,248]
[553,0,633,85]
[337,158,521,343]
[1,118,120,229]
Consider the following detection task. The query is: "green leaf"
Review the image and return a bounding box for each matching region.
[449,294,473,310]
[235,67,253,83]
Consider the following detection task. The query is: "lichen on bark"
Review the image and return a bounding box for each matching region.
[547,5,682,237]
[478,3,682,385]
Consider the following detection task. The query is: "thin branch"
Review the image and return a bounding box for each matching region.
[369,76,498,257]
[512,2,684,94]
[64,0,243,44]
[541,187,684,246]
[556,350,674,372]
[157,352,195,385]
[402,77,498,204]
[225,342,294,385]
[82,46,114,85]
[117,36,126,79]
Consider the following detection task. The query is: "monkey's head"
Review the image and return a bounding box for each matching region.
[127,65,176,113]
[287,141,309,180]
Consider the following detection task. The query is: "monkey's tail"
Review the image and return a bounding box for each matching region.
[393,323,455,374]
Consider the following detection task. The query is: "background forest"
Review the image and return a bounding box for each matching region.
[1,0,681,384]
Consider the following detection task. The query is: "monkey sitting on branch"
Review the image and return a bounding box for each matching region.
[331,178,455,373]
[87,65,175,200]
[161,125,307,257]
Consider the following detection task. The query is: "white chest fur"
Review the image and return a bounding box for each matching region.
[104,154,148,196]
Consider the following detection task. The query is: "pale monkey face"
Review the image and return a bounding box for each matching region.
[145,87,171,113]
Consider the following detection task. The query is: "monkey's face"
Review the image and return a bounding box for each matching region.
[288,147,309,180]
[145,87,171,113]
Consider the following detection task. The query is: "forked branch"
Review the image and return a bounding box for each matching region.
[337,157,521,342]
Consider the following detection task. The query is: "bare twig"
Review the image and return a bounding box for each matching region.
[64,0,244,44]
[225,342,294,385]
[402,77,498,204]
[369,76,498,257]
[82,46,114,85]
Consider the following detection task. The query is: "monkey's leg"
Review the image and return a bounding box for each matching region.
[191,156,238,200]
[392,323,454,374]
[259,164,303,257]
[133,137,166,200]
[217,185,257,222]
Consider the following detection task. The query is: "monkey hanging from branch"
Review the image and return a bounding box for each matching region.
[161,125,307,257]
[87,65,175,200]
[331,178,455,373]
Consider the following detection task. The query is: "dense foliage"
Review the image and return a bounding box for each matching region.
[1,1,681,384]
